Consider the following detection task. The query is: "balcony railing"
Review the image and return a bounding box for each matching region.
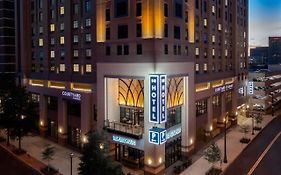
[104,120,143,139]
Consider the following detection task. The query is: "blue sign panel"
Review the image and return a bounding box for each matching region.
[160,75,167,123]
[149,128,166,145]
[149,75,159,123]
[149,74,167,124]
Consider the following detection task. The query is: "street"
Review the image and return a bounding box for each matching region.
[0,146,40,175]
[223,116,281,175]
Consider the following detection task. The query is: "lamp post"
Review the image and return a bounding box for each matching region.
[223,114,228,163]
[251,113,255,135]
[70,153,74,175]
[271,92,274,117]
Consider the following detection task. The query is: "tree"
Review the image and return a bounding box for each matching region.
[78,131,123,175]
[42,144,55,173]
[0,86,37,149]
[203,142,222,170]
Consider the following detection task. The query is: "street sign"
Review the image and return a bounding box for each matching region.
[149,128,167,145]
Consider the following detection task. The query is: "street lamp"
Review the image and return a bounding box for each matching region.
[70,153,74,175]
[223,114,228,163]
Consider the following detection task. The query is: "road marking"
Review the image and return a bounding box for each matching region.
[247,132,281,175]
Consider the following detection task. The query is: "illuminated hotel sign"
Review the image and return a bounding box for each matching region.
[167,127,182,140]
[248,81,254,95]
[112,135,136,146]
[62,91,81,101]
[214,84,233,93]
[149,74,167,124]
[149,128,166,145]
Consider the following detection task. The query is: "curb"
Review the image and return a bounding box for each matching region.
[0,143,44,175]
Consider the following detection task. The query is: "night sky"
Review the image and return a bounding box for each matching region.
[250,0,281,47]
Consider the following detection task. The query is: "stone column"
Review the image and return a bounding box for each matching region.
[39,94,48,136]
[58,98,67,145]
[207,97,213,133]
[220,93,226,122]
[81,93,93,143]
[181,76,196,156]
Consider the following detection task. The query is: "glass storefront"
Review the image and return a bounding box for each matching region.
[120,106,144,127]
[165,137,182,168]
[67,126,82,148]
[115,144,144,169]
[166,106,181,128]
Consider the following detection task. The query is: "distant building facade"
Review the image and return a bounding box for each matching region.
[249,47,268,72]
[0,0,16,91]
[268,37,281,65]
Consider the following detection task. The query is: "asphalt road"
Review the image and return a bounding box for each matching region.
[0,146,40,175]
[223,116,281,175]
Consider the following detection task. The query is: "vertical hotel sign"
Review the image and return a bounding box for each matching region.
[149,74,167,124]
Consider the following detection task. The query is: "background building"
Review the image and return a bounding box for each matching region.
[0,0,16,92]
[249,47,268,71]
[17,0,248,174]
[268,37,281,65]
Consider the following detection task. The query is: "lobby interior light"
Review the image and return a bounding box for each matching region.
[59,128,63,133]
[159,157,162,164]
[82,136,88,143]
[148,159,152,165]
[190,139,193,144]
[210,125,213,131]
[40,121,44,126]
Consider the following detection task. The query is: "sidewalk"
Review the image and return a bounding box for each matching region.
[181,111,279,175]
[0,133,81,175]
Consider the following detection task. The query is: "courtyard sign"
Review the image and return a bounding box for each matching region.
[62,91,81,101]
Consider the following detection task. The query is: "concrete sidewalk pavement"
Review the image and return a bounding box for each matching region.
[181,112,278,175]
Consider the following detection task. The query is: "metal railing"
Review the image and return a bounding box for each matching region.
[104,120,143,137]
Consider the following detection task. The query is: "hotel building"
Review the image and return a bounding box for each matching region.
[17,0,248,174]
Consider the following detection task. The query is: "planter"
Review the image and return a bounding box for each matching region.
[41,166,59,175]
[253,126,262,131]
[240,138,251,144]
[206,168,222,175]
[13,148,27,155]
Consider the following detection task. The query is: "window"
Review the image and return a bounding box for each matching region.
[164,24,168,38]
[212,95,221,107]
[73,64,79,72]
[106,46,111,55]
[106,27,110,40]
[39,12,43,21]
[85,49,92,57]
[73,35,78,43]
[59,64,65,72]
[195,63,199,72]
[50,10,55,19]
[85,64,92,73]
[164,3,168,17]
[85,33,92,42]
[73,4,79,14]
[39,26,43,34]
[204,18,207,27]
[50,37,55,45]
[50,65,55,72]
[174,26,180,39]
[115,0,128,17]
[39,38,44,46]
[226,91,232,103]
[212,35,216,43]
[174,0,183,18]
[117,45,122,55]
[73,20,79,29]
[124,45,129,55]
[106,9,111,21]
[212,5,216,14]
[50,24,55,32]
[195,47,199,56]
[60,23,64,31]
[85,0,92,12]
[60,36,65,45]
[85,18,91,27]
[60,50,65,58]
[137,44,142,55]
[196,99,207,116]
[73,50,79,58]
[204,63,208,72]
[212,49,215,56]
[218,24,222,31]
[60,6,65,15]
[50,51,55,58]
[136,23,142,37]
[136,3,142,16]
[164,44,168,54]
[118,25,128,39]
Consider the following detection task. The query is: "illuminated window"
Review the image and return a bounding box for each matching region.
[218,24,222,31]
[60,23,64,31]
[204,19,207,27]
[204,63,208,71]
[195,47,199,56]
[39,38,44,46]
[60,6,65,15]
[85,33,91,42]
[85,49,92,57]
[59,64,65,72]
[212,35,216,43]
[85,18,91,27]
[195,63,199,72]
[212,6,215,13]
[73,64,79,72]
[50,24,55,32]
[73,35,78,43]
[73,20,79,29]
[50,51,55,58]
[60,37,65,45]
[85,64,92,73]
[225,49,228,56]
[196,99,207,116]
[50,37,55,45]
[73,50,79,58]
[225,0,228,6]
[39,26,43,34]
[212,49,215,56]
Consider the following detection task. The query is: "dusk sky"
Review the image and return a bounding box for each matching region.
[250,0,281,47]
